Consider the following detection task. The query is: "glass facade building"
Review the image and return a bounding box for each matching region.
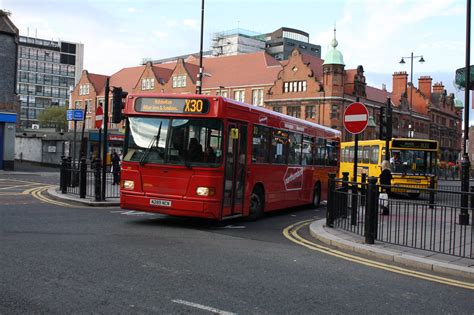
[17,36,84,129]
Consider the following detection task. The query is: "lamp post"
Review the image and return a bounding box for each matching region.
[196,0,205,94]
[399,52,425,138]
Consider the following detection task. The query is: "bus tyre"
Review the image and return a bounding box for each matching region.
[312,183,321,208]
[248,189,264,221]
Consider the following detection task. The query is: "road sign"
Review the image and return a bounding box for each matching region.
[66,109,84,121]
[343,102,369,134]
[95,106,104,129]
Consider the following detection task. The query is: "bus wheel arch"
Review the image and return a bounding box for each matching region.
[248,183,265,220]
[312,181,321,208]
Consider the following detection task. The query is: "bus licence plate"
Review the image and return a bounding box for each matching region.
[150,199,172,207]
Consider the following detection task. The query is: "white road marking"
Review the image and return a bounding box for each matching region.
[344,114,367,122]
[172,299,236,315]
[110,210,155,216]
[221,225,246,229]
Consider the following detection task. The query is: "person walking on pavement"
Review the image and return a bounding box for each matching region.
[111,151,121,185]
[379,160,392,215]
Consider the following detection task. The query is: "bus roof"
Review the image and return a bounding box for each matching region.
[126,93,341,138]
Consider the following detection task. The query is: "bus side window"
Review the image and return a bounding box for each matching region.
[271,129,288,164]
[288,132,302,165]
[327,141,339,166]
[302,136,313,165]
[349,146,354,163]
[362,146,370,164]
[316,138,327,165]
[252,125,270,163]
[370,145,379,164]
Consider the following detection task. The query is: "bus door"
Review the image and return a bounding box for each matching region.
[222,121,247,217]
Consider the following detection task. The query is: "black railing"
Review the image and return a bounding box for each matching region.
[327,173,473,259]
[59,157,120,200]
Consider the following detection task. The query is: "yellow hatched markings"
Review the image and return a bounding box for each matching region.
[283,220,474,291]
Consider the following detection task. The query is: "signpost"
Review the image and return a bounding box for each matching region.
[343,101,368,183]
[66,109,85,162]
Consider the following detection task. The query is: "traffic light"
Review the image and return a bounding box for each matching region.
[379,106,387,140]
[379,104,393,140]
[112,87,128,123]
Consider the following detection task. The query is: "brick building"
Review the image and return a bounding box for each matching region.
[0,10,19,170]
[70,35,462,163]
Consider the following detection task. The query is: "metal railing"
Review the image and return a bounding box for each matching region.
[327,173,473,259]
[59,157,120,200]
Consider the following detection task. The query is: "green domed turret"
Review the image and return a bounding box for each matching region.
[323,29,344,66]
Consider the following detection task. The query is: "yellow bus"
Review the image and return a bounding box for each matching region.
[339,138,438,197]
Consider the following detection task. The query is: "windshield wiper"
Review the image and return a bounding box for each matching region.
[139,122,162,166]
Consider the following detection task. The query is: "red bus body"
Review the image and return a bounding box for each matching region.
[120,94,340,220]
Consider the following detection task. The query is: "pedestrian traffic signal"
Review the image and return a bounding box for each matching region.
[112,87,128,123]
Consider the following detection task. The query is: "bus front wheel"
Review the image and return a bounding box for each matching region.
[248,188,264,221]
[312,183,321,208]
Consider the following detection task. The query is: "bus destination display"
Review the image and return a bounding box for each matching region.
[135,98,210,114]
[391,140,437,150]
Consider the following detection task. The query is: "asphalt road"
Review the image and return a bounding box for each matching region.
[1,173,473,314]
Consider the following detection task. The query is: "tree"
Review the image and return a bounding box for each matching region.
[37,106,68,131]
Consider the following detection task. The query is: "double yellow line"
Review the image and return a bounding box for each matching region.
[30,186,81,208]
[283,220,474,290]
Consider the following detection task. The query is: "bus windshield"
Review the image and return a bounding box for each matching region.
[124,117,223,167]
[390,149,436,175]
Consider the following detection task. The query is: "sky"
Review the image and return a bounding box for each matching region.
[1,0,470,109]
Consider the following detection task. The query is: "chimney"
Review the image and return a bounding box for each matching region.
[418,76,432,99]
[392,71,408,101]
[433,82,445,94]
[382,83,386,91]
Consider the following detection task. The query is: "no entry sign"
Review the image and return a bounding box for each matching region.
[343,102,369,134]
[95,105,104,129]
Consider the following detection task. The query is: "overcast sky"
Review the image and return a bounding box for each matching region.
[1,0,469,106]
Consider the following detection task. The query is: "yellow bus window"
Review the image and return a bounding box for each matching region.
[370,146,379,164]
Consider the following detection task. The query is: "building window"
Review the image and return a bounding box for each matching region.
[252,89,264,106]
[141,78,155,90]
[331,105,338,119]
[217,89,228,97]
[283,81,307,93]
[79,84,90,96]
[273,106,282,113]
[172,75,186,88]
[287,106,301,118]
[305,105,315,119]
[234,89,245,102]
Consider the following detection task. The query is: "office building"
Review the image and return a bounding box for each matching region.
[17,35,84,129]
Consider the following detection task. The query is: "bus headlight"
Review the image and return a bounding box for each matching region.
[123,180,134,190]
[196,187,215,196]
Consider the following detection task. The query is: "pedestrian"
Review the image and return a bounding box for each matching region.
[379,160,392,215]
[111,151,121,185]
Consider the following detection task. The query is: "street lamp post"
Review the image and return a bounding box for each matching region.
[196,0,205,94]
[399,52,425,138]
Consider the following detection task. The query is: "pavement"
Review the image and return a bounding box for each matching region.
[2,162,473,281]
[309,220,474,280]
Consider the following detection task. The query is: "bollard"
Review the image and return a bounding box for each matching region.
[340,172,349,218]
[60,156,67,194]
[66,156,72,187]
[94,158,102,201]
[360,173,367,207]
[326,173,336,227]
[364,177,377,244]
[351,172,361,226]
[79,157,87,199]
[459,157,470,225]
[429,176,435,210]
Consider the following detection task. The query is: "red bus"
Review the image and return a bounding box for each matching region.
[119,94,340,220]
